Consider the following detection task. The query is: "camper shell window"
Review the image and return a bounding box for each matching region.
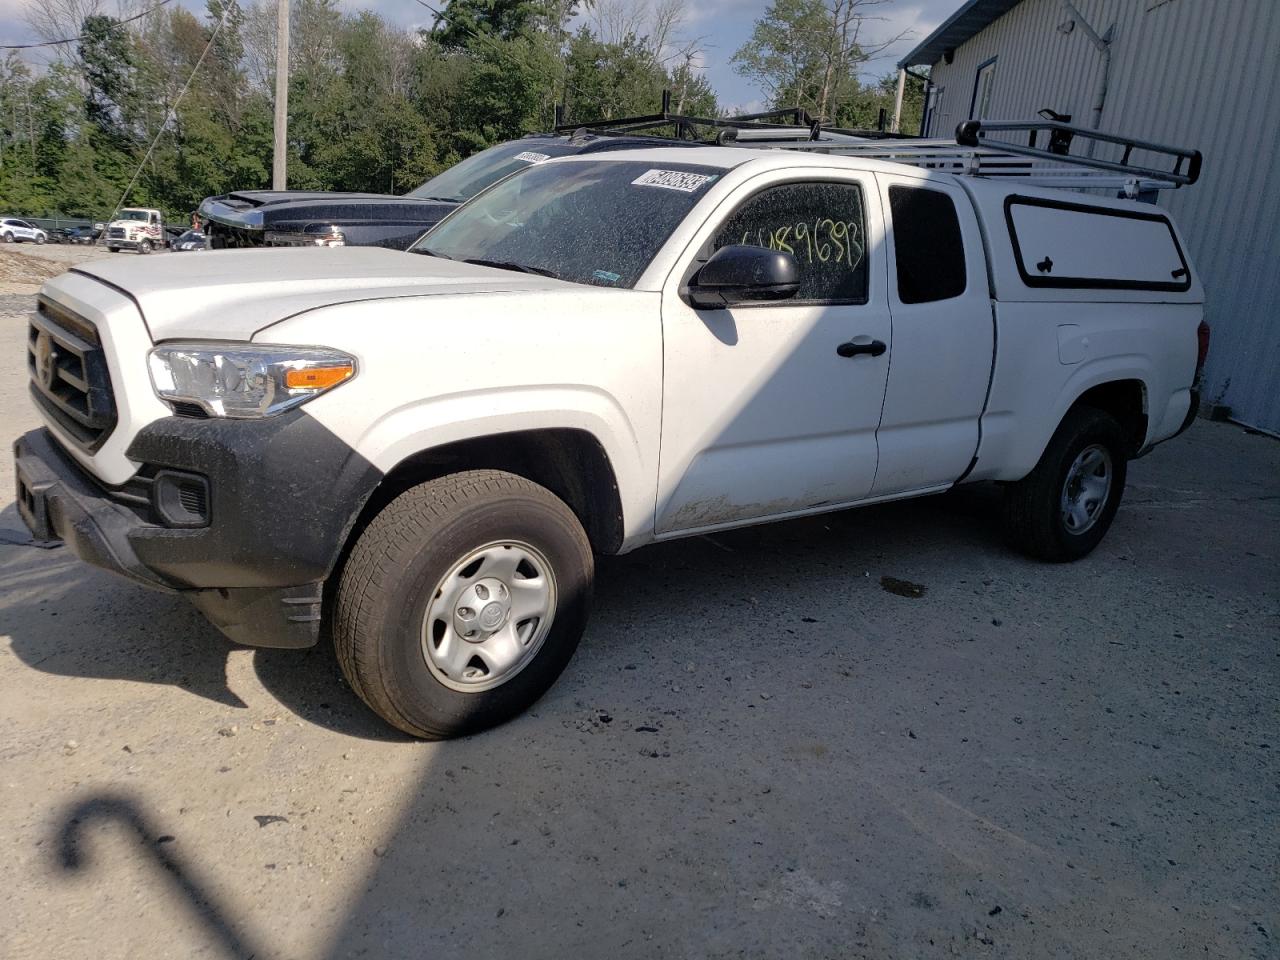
[1003,195,1191,292]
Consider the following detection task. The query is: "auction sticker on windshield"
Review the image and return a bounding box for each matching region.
[632,169,717,193]
[513,151,552,164]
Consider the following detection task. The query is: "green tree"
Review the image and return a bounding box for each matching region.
[732,0,909,126]
[78,14,137,139]
[432,0,549,50]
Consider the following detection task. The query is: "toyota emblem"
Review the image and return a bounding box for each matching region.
[34,330,56,389]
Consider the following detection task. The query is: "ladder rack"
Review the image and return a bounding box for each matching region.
[733,121,1201,194]
[554,95,1203,195]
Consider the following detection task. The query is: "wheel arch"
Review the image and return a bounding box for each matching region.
[1068,378,1148,456]
[337,427,626,574]
[977,368,1152,484]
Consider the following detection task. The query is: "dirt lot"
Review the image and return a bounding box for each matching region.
[0,242,123,294]
[1,243,1277,959]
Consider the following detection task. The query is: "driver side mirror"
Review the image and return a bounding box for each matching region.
[685,244,801,310]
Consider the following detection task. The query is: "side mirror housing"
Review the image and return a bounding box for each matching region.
[685,244,801,310]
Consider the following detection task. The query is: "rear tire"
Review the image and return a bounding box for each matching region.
[2,232,13,243]
[106,246,119,253]
[1003,406,1129,562]
[333,470,594,739]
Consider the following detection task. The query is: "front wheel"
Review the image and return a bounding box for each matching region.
[333,470,594,739]
[35,233,46,244]
[138,239,152,254]
[1003,406,1129,562]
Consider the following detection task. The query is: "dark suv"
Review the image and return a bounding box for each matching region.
[199,131,687,251]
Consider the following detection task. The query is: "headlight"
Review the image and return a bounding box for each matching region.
[148,343,356,418]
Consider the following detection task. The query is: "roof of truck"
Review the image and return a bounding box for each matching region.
[545,143,958,183]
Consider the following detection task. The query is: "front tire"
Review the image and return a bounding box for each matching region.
[1003,406,1129,562]
[138,239,152,254]
[35,233,46,245]
[333,470,594,739]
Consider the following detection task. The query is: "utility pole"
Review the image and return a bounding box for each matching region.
[891,68,906,134]
[272,0,290,190]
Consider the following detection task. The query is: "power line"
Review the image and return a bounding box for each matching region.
[1,0,177,50]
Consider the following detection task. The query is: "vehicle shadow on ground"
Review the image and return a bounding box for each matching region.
[2,487,1006,737]
[252,484,1008,738]
[0,506,252,708]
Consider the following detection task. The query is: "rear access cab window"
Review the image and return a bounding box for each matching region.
[888,185,967,303]
[1004,195,1191,292]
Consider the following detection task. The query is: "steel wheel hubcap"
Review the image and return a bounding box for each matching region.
[421,540,557,693]
[1060,443,1112,534]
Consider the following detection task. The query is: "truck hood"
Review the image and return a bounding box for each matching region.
[199,190,455,230]
[69,247,570,341]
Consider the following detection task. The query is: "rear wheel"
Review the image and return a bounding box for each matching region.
[106,246,119,253]
[1003,406,1129,562]
[1,232,13,243]
[333,470,594,739]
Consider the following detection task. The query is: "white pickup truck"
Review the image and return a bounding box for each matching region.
[14,136,1206,738]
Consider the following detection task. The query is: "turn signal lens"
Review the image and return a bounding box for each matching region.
[285,365,353,389]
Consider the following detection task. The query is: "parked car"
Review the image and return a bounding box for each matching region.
[169,229,207,252]
[14,127,1207,740]
[199,131,696,251]
[1,218,48,244]
[63,226,98,244]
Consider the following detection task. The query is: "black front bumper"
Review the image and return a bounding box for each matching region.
[16,428,164,587]
[14,418,382,648]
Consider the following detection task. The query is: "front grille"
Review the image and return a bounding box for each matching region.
[107,227,125,240]
[205,222,265,249]
[27,297,118,451]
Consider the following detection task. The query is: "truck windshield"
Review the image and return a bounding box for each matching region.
[119,210,150,221]
[404,140,583,203]
[412,160,723,288]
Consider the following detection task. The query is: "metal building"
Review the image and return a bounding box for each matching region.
[896,0,1280,434]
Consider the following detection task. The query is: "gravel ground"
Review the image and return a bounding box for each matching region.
[0,243,1277,959]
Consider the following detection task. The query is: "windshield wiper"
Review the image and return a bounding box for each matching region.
[412,195,461,203]
[462,257,559,279]
[414,247,454,259]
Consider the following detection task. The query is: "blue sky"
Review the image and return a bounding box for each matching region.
[1,0,959,107]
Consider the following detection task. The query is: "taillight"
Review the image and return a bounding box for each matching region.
[1196,320,1210,374]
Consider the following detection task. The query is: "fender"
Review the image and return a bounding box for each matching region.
[262,290,664,552]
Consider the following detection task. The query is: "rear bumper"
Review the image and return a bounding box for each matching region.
[1174,387,1200,438]
[14,421,380,648]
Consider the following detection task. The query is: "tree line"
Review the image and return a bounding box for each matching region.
[0,0,924,221]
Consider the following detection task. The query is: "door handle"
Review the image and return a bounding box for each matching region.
[836,339,887,358]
